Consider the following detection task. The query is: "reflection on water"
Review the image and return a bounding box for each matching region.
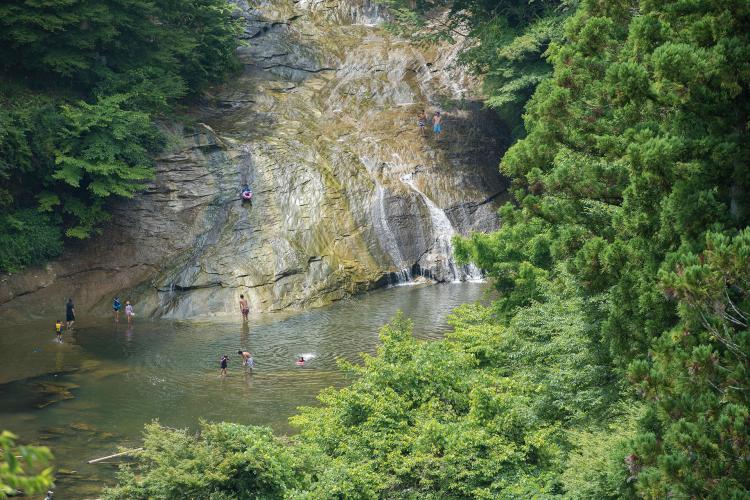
[0,283,488,497]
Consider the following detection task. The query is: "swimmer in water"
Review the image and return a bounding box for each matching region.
[296,356,305,366]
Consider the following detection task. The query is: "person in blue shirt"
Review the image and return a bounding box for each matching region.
[113,297,122,323]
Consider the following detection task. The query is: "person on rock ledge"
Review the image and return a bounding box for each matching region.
[417,110,427,136]
[433,111,443,140]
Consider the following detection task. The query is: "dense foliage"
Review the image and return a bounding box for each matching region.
[0,0,242,272]
[105,306,628,498]
[456,0,750,495]
[0,431,54,498]
[97,0,750,497]
[378,0,573,137]
[104,422,306,499]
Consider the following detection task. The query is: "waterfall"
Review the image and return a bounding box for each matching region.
[372,185,413,284]
[400,173,483,282]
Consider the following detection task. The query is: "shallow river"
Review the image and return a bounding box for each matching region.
[0,283,487,498]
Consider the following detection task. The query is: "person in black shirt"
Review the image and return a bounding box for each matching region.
[65,298,76,330]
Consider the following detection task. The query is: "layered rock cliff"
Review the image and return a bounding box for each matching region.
[0,0,507,319]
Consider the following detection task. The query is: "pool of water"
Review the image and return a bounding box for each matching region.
[0,282,488,498]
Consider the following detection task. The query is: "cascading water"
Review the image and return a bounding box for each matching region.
[400,173,483,283]
[372,185,413,284]
[0,0,503,318]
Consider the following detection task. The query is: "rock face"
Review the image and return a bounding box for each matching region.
[0,0,507,319]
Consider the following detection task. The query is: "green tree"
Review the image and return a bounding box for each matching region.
[0,0,242,272]
[0,0,242,95]
[378,0,572,137]
[292,295,617,497]
[629,230,750,497]
[48,94,161,238]
[106,300,619,498]
[458,0,750,494]
[0,431,54,499]
[104,421,307,500]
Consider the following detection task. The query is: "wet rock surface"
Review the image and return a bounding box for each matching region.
[0,0,506,319]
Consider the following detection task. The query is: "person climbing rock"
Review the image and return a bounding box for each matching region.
[417,110,427,136]
[239,294,249,321]
[65,298,75,330]
[433,111,443,140]
[113,297,121,323]
[241,184,253,202]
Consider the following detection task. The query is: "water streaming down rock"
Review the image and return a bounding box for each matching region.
[400,173,483,282]
[372,185,413,284]
[0,0,507,319]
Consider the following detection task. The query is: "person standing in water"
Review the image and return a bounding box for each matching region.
[433,111,443,140]
[220,354,229,376]
[238,350,254,369]
[125,300,134,324]
[55,319,63,343]
[113,297,121,323]
[417,110,427,136]
[239,294,249,321]
[65,299,75,330]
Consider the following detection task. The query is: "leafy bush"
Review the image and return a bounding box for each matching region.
[0,430,54,499]
[106,301,621,498]
[0,0,242,272]
[457,0,750,495]
[0,210,63,272]
[104,422,307,500]
[377,0,572,138]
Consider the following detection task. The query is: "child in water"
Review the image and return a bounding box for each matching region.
[125,301,135,324]
[296,356,305,367]
[113,297,121,322]
[54,320,63,343]
[220,355,229,376]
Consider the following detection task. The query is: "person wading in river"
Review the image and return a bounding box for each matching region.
[239,294,249,321]
[125,300,135,324]
[238,350,254,370]
[220,354,229,377]
[55,319,63,343]
[113,297,121,323]
[65,298,76,330]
